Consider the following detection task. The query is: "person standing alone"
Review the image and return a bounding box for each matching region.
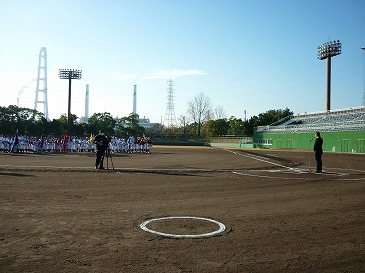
[94,130,109,170]
[313,131,323,173]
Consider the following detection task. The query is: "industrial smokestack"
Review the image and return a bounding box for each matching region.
[133,85,137,115]
[85,84,89,119]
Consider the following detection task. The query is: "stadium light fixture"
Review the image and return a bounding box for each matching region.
[317,40,342,111]
[317,40,341,60]
[58,69,82,134]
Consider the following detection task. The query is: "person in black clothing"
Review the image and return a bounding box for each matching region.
[313,131,323,173]
[94,130,109,170]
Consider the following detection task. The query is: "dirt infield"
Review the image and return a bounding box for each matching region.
[1,146,365,273]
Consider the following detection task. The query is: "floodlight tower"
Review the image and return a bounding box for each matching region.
[164,79,177,127]
[58,69,82,134]
[317,40,342,111]
[361,47,365,106]
[34,47,49,119]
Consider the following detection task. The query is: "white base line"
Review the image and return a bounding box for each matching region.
[225,149,298,172]
[232,171,306,180]
[226,150,365,180]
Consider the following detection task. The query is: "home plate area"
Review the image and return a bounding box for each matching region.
[139,216,227,239]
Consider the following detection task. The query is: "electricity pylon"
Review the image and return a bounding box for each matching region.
[164,79,177,127]
[34,47,49,119]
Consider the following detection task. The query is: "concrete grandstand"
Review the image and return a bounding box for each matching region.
[254,106,365,153]
[209,106,365,154]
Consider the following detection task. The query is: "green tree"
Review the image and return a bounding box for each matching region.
[88,112,116,136]
[0,105,46,135]
[117,113,145,137]
[47,118,64,136]
[208,119,229,136]
[58,114,68,130]
[75,121,90,137]
[243,108,293,135]
[227,117,244,135]
[257,108,293,126]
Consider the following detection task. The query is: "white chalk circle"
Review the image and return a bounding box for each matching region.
[139,216,226,238]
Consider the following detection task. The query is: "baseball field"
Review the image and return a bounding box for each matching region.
[1,146,364,273]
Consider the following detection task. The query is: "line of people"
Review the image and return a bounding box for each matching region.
[0,134,152,154]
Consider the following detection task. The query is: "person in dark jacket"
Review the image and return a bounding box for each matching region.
[94,130,109,170]
[313,131,323,173]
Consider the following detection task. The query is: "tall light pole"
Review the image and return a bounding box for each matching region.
[59,69,82,134]
[362,47,365,106]
[317,40,342,112]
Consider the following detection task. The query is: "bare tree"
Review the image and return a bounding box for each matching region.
[187,92,212,137]
[178,115,189,137]
[214,105,227,120]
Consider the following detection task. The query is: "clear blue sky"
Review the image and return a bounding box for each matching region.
[1,0,364,123]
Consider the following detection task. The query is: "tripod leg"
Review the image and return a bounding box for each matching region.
[99,154,105,169]
[110,155,114,170]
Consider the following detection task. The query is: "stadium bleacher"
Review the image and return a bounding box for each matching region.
[255,106,365,134]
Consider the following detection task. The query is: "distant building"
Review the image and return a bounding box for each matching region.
[139,117,159,129]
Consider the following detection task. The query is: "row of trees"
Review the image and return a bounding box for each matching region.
[178,92,293,137]
[1,93,293,139]
[0,105,146,138]
[167,108,292,138]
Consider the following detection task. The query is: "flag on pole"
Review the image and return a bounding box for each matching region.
[62,130,68,152]
[11,129,19,152]
[89,133,93,147]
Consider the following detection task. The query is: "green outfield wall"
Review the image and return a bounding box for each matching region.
[209,137,254,149]
[209,130,365,153]
[253,131,365,153]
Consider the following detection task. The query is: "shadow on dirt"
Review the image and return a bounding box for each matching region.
[0,172,35,177]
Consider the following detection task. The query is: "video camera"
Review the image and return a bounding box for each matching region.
[104,137,113,151]
[95,136,112,149]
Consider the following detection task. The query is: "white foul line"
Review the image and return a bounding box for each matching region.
[225,149,301,172]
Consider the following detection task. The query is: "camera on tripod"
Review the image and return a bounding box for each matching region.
[104,140,112,157]
[96,137,111,149]
[103,137,114,169]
